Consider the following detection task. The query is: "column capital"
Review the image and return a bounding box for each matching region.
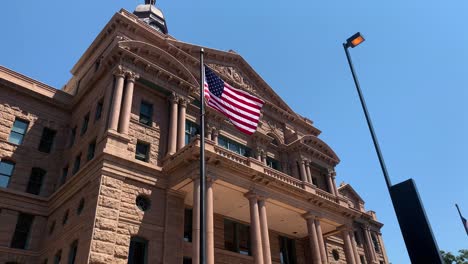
[169,92,180,104]
[112,65,126,77]
[303,211,322,220]
[244,191,260,201]
[327,168,337,177]
[337,224,354,232]
[125,71,140,82]
[179,97,189,107]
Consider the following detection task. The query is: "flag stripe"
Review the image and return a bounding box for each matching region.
[225,82,264,105]
[203,66,264,135]
[207,98,257,130]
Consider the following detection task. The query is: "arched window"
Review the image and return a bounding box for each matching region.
[128,237,148,264]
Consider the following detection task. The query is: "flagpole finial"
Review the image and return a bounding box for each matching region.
[201,48,204,53]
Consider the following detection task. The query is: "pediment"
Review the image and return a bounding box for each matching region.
[338,183,364,203]
[206,63,296,116]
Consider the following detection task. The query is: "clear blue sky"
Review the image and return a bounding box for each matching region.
[2,1,467,263]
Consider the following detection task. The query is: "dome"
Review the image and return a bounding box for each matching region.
[133,3,168,34]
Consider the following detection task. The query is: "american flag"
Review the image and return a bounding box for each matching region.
[204,66,264,135]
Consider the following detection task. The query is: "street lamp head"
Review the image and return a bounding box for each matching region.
[346,32,365,48]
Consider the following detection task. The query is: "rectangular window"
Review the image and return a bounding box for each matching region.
[184,209,193,242]
[185,120,199,145]
[224,219,251,256]
[371,233,381,253]
[69,126,77,147]
[80,113,90,135]
[218,136,250,157]
[266,157,280,170]
[26,168,46,195]
[354,231,362,246]
[72,154,81,175]
[139,101,153,126]
[54,250,62,264]
[87,140,96,161]
[8,118,29,145]
[10,213,34,249]
[68,240,78,264]
[183,258,192,264]
[128,237,148,264]
[60,166,68,186]
[0,160,15,188]
[135,141,150,162]
[95,99,103,121]
[38,127,57,153]
[279,236,296,264]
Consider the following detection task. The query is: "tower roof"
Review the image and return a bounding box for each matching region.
[134,1,168,34]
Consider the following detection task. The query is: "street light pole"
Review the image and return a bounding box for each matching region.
[342,40,392,191]
[342,32,443,264]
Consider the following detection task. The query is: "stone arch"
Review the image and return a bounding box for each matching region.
[300,135,340,163]
[118,40,198,86]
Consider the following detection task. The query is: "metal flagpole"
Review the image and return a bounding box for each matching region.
[199,48,206,264]
[455,204,468,235]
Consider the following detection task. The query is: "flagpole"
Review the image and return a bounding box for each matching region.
[455,204,468,235]
[199,48,206,264]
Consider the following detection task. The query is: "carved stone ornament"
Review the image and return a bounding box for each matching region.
[207,64,257,94]
[112,65,126,77]
[169,92,180,103]
[125,71,140,82]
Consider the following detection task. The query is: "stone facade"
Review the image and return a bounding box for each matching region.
[0,4,389,264]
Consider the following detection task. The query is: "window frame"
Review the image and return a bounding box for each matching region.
[135,141,150,162]
[10,213,34,249]
[218,136,250,157]
[279,235,297,264]
[139,101,153,126]
[128,237,148,264]
[8,118,29,145]
[224,218,251,256]
[26,167,46,195]
[87,139,96,161]
[95,98,104,122]
[0,160,15,188]
[72,154,81,175]
[185,120,199,145]
[80,113,90,136]
[68,240,78,264]
[38,127,57,153]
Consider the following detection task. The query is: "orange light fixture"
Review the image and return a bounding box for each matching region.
[346,32,365,48]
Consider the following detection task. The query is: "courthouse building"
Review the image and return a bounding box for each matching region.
[0,2,389,264]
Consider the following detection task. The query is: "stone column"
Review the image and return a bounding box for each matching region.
[258,198,272,264]
[262,153,267,165]
[212,129,219,144]
[256,148,262,162]
[305,215,321,264]
[326,170,336,195]
[192,178,200,264]
[108,67,125,131]
[206,179,215,264]
[177,98,188,150]
[363,226,377,264]
[246,192,264,264]
[300,160,307,182]
[118,71,139,134]
[305,161,313,184]
[167,93,179,155]
[206,124,213,140]
[331,174,339,197]
[343,230,356,264]
[315,219,328,264]
[378,233,389,264]
[350,231,360,264]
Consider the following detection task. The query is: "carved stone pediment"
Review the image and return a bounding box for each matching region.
[206,63,295,117]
